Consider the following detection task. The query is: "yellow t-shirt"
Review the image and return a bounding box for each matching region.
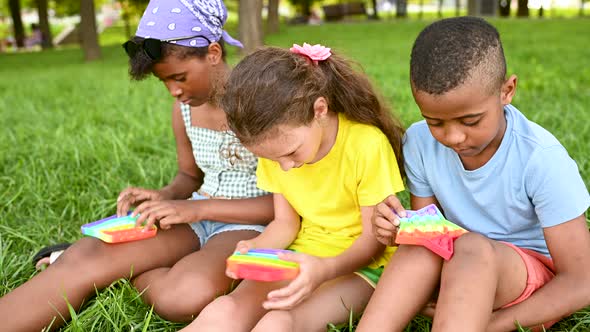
[256,113,405,268]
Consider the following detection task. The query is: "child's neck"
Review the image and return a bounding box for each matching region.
[460,116,507,170]
[311,112,339,163]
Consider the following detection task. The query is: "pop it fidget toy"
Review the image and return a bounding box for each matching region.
[227,249,300,282]
[396,204,468,260]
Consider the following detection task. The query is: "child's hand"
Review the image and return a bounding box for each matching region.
[372,195,406,246]
[131,200,200,231]
[262,252,327,310]
[234,240,255,254]
[116,187,165,217]
[225,240,257,279]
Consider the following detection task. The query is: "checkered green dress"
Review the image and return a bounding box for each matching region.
[181,104,267,199]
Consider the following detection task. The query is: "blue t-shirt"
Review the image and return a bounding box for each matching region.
[404,104,589,257]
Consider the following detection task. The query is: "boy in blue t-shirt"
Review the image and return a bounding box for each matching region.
[357,17,590,332]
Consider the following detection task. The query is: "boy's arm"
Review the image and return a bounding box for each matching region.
[487,214,590,332]
[410,195,440,211]
[357,194,444,332]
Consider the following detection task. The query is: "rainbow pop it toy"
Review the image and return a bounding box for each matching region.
[227,249,300,282]
[395,204,468,260]
[81,213,157,243]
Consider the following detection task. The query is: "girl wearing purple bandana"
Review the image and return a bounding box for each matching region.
[0,1,273,331]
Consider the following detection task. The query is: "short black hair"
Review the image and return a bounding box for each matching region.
[127,37,226,80]
[410,16,506,95]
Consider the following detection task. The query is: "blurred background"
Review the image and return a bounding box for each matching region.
[0,0,588,56]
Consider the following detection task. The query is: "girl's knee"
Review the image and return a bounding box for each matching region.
[197,294,242,323]
[145,276,223,322]
[253,310,294,332]
[54,237,109,268]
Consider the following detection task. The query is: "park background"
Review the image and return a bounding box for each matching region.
[0,0,589,331]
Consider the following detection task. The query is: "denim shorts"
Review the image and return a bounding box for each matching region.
[189,192,266,246]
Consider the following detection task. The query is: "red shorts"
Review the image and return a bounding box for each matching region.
[500,242,557,328]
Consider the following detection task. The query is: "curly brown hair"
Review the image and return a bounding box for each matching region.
[222,46,405,175]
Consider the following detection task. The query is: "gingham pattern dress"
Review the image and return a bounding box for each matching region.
[181,103,266,199]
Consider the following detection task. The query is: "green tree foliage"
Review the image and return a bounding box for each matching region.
[50,0,109,17]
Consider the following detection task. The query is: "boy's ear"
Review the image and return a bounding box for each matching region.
[207,42,223,65]
[500,74,517,105]
[313,97,329,119]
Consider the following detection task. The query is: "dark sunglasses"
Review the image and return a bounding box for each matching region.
[122,35,211,60]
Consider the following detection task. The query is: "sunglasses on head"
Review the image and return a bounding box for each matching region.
[122,35,212,60]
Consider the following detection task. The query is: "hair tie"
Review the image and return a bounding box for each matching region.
[289,43,331,65]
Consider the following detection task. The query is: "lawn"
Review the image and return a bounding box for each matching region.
[1,18,589,331]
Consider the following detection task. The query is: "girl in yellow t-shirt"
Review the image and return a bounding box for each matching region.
[183,44,406,331]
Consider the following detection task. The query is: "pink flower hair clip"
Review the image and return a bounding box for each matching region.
[289,43,332,65]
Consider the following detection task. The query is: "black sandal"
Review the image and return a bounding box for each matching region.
[32,243,71,268]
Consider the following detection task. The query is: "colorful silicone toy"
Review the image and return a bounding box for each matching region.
[395,204,468,260]
[81,213,157,243]
[226,249,300,282]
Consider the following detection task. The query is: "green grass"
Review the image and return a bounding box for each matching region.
[1,18,589,331]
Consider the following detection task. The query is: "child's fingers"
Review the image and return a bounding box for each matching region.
[117,188,158,217]
[117,187,134,203]
[142,217,158,231]
[131,200,153,218]
[235,240,251,254]
[116,191,134,217]
[373,215,397,231]
[133,202,164,227]
[375,202,400,226]
[267,277,303,300]
[158,213,183,230]
[158,216,178,230]
[376,235,395,246]
[141,207,171,231]
[263,287,307,310]
[275,251,302,263]
[132,202,151,226]
[375,226,395,238]
[225,267,238,279]
[385,195,406,218]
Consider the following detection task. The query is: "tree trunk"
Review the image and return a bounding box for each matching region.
[121,0,132,38]
[80,0,102,61]
[36,0,53,49]
[517,0,529,16]
[438,0,443,17]
[396,0,408,17]
[239,0,263,55]
[499,0,511,16]
[300,0,312,17]
[8,0,25,48]
[419,0,424,18]
[371,0,380,19]
[456,0,461,16]
[124,15,131,38]
[266,0,279,34]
